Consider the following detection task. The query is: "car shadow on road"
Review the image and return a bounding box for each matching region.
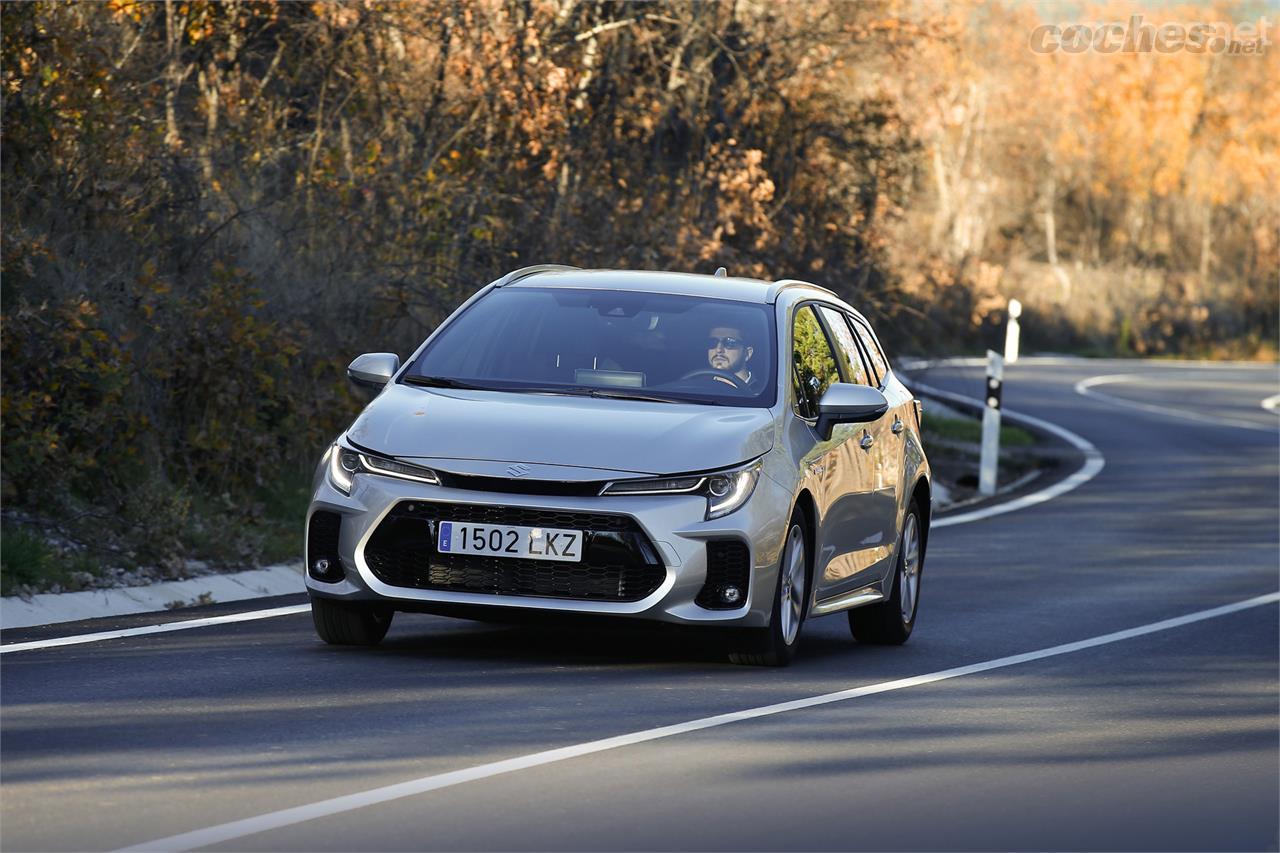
[359,604,898,669]
[378,618,732,665]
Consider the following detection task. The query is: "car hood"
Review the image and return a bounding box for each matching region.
[345,384,776,477]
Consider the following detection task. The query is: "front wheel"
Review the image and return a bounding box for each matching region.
[311,596,393,646]
[848,501,923,645]
[729,515,809,666]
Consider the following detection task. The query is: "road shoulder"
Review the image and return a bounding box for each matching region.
[1,563,303,631]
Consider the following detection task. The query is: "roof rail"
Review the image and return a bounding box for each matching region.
[493,264,581,287]
[766,278,839,304]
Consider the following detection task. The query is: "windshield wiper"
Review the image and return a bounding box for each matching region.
[582,388,682,404]
[405,376,703,405]
[509,385,683,404]
[402,375,495,391]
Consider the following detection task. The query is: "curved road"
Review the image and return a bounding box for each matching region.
[2,358,1277,852]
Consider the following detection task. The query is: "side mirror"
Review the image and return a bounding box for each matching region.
[347,352,400,388]
[815,383,888,439]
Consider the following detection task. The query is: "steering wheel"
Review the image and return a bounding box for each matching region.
[677,368,749,391]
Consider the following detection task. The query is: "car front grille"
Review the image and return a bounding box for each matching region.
[363,502,666,602]
[696,540,751,609]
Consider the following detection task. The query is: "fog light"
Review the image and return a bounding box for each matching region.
[313,558,331,575]
[720,585,742,604]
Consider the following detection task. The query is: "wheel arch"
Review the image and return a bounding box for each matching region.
[910,476,931,560]
[791,488,818,608]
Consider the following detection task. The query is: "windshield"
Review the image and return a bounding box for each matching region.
[407,287,777,406]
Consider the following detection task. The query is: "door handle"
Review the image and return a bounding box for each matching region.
[891,417,904,435]
[859,433,874,450]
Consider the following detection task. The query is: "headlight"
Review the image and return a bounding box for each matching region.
[601,459,763,520]
[327,441,440,495]
[704,463,763,519]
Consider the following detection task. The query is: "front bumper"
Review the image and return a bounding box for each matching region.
[304,463,791,628]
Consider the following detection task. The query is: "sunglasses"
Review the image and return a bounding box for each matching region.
[706,336,744,350]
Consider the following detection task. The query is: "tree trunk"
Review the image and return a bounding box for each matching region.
[340,116,354,183]
[1042,175,1057,265]
[930,143,951,250]
[198,65,219,186]
[1199,205,1212,281]
[163,0,192,151]
[305,75,329,216]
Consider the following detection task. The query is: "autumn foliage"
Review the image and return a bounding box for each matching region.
[2,1,1276,571]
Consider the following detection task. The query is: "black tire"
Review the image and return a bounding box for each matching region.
[729,513,810,666]
[311,596,394,646]
[848,499,924,645]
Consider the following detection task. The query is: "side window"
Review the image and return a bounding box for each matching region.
[817,306,870,386]
[850,317,890,387]
[791,305,841,419]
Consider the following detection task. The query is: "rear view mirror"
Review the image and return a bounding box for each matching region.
[347,352,400,388]
[815,383,888,439]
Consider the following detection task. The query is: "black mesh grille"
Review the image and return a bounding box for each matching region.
[436,472,606,497]
[364,502,665,602]
[307,511,345,582]
[696,540,751,609]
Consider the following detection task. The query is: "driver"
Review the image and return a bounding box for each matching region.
[706,326,756,389]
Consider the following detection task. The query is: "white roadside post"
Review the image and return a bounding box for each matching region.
[1004,298,1022,364]
[978,349,1004,496]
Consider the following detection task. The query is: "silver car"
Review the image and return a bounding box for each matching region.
[306,267,930,665]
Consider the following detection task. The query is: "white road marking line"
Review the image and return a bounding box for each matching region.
[898,356,1278,371]
[117,591,1280,853]
[905,381,1106,528]
[0,605,309,654]
[1076,374,1276,432]
[1262,393,1280,413]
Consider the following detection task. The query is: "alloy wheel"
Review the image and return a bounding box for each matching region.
[898,513,920,624]
[778,524,806,645]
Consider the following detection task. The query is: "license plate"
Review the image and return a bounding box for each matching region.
[436,521,584,563]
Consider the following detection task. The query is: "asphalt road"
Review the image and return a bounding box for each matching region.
[3,358,1277,852]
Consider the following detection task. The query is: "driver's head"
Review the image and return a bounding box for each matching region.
[707,326,752,377]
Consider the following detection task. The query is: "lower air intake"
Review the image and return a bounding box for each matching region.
[696,540,751,609]
[307,511,345,582]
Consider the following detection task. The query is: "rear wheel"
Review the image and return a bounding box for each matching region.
[848,501,923,645]
[729,515,809,666]
[311,596,393,646]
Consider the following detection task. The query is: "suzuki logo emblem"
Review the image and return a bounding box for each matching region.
[506,464,531,478]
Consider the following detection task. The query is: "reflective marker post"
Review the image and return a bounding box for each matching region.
[1004,298,1022,364]
[979,349,1004,496]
